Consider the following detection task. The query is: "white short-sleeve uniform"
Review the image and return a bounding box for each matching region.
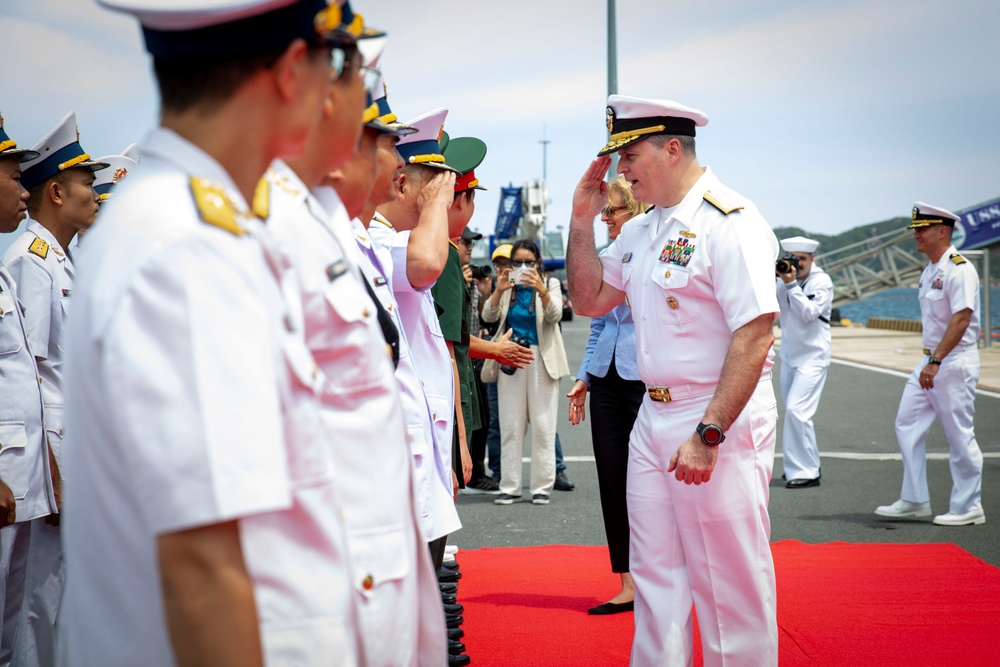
[894,246,983,515]
[59,129,358,667]
[368,215,459,542]
[263,161,445,666]
[348,217,461,544]
[599,167,780,667]
[3,222,73,667]
[776,266,833,481]
[0,267,56,666]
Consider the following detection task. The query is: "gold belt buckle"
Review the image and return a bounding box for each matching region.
[648,387,672,402]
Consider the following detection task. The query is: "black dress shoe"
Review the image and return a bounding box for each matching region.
[441,593,457,605]
[439,582,458,595]
[448,653,471,667]
[438,568,461,583]
[448,639,467,655]
[447,627,465,641]
[441,559,460,571]
[554,470,575,491]
[443,602,465,615]
[785,477,820,489]
[588,601,634,615]
[446,613,464,629]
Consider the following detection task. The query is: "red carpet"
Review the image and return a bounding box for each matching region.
[456,541,1000,666]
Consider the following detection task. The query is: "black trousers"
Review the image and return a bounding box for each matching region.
[469,372,490,481]
[589,359,645,573]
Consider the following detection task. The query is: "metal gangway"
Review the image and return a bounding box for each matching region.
[817,227,992,347]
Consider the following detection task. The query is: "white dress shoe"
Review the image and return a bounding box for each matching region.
[875,499,931,518]
[933,508,986,526]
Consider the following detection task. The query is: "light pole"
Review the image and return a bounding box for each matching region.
[607,0,619,178]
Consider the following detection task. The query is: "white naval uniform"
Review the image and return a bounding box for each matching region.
[368,215,460,543]
[263,161,446,667]
[346,217,461,545]
[894,245,983,515]
[776,266,833,481]
[599,167,780,667]
[0,267,56,667]
[3,222,74,667]
[59,128,359,667]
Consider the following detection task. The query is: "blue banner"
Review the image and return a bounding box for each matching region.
[955,196,1000,250]
[494,186,522,240]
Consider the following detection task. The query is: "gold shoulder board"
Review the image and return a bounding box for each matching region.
[190,177,245,236]
[950,253,967,265]
[28,237,49,259]
[703,189,745,216]
[252,177,270,219]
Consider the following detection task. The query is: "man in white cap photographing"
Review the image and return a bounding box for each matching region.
[875,202,984,527]
[568,95,780,666]
[775,235,833,489]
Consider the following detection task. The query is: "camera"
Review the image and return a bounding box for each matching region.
[775,254,801,274]
[470,264,492,281]
[500,335,531,375]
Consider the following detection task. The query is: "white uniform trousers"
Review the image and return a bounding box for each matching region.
[0,520,34,667]
[497,345,558,497]
[894,348,983,515]
[10,521,61,667]
[627,378,777,667]
[779,361,827,480]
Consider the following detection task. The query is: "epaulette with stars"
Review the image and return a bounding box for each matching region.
[189,177,245,236]
[703,189,745,216]
[28,238,49,259]
[949,253,967,266]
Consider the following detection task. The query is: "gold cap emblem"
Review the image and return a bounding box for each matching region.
[606,107,615,133]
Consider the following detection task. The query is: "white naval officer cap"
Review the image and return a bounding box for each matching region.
[396,108,461,175]
[93,144,141,203]
[20,111,110,191]
[599,95,709,156]
[780,236,820,254]
[95,0,365,58]
[908,201,959,229]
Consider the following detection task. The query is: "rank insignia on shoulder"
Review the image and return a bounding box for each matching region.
[252,178,270,219]
[622,252,632,263]
[28,238,49,259]
[703,189,744,215]
[326,260,348,282]
[950,253,967,265]
[190,177,245,236]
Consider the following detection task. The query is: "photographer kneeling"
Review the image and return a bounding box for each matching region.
[482,239,569,505]
[775,236,833,489]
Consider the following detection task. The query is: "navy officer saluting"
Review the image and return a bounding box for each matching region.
[567,95,781,666]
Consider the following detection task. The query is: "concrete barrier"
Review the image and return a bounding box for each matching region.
[866,317,923,333]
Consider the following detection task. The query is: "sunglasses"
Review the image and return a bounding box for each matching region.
[511,260,537,268]
[331,47,380,94]
[602,204,629,217]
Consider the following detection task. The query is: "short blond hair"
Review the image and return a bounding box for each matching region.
[608,176,646,218]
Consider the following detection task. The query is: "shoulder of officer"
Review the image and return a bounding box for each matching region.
[949,252,967,266]
[189,176,245,236]
[702,187,745,216]
[28,237,49,259]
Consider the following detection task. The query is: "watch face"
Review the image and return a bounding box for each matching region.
[699,423,723,445]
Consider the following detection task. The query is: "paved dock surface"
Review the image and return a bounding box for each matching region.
[454,317,1000,567]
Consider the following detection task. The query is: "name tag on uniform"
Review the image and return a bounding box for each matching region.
[374,276,387,287]
[326,260,348,282]
[622,252,632,263]
[62,289,72,297]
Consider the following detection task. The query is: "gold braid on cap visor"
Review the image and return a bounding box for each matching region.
[362,103,379,124]
[407,154,446,164]
[59,153,92,170]
[0,140,16,152]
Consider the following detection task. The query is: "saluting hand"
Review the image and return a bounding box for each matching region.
[416,171,457,212]
[668,435,719,485]
[571,155,612,221]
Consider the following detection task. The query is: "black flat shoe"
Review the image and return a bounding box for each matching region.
[588,601,634,615]
[785,477,820,489]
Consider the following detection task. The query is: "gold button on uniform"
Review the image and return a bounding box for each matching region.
[362,308,370,318]
[362,574,374,591]
[664,270,671,279]
[666,296,680,310]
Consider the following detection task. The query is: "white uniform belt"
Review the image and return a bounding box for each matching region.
[646,382,718,403]
[922,343,977,356]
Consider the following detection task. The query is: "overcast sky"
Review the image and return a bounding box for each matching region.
[2,0,998,254]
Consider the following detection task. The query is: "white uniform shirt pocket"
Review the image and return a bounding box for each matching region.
[650,264,701,325]
[0,422,30,499]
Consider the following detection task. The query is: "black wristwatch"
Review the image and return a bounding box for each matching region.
[696,422,725,447]
[927,356,941,365]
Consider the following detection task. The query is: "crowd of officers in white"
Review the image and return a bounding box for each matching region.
[0,1,986,666]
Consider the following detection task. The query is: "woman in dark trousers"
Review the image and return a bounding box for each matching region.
[566,177,647,614]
